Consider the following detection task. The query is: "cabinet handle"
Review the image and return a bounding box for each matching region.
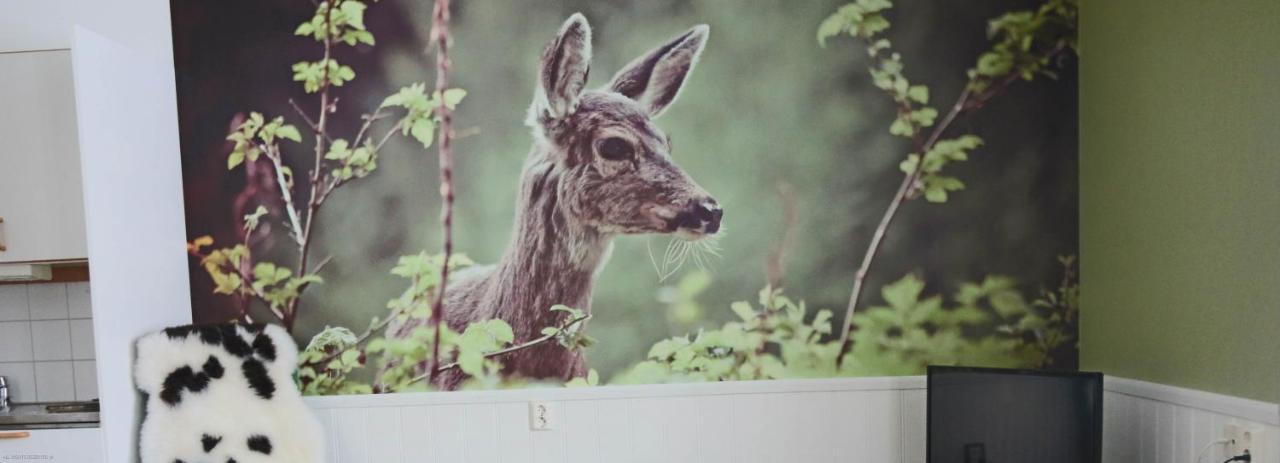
[0,431,30,439]
[0,216,6,251]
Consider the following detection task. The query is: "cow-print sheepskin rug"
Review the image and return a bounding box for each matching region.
[135,323,324,463]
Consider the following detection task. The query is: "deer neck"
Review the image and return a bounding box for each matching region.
[488,152,612,333]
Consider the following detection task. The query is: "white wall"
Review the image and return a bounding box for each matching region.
[71,25,192,463]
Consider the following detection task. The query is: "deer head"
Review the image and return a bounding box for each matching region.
[526,14,721,241]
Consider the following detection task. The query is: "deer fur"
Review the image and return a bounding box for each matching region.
[387,13,721,390]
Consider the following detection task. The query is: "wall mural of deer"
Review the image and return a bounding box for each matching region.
[386,14,721,389]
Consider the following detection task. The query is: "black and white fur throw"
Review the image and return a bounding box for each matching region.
[135,323,324,463]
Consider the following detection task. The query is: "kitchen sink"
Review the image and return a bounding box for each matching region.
[0,401,99,430]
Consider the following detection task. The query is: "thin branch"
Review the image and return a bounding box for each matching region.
[835,84,973,364]
[408,315,590,385]
[426,0,457,386]
[764,181,798,291]
[286,0,338,332]
[260,144,305,246]
[288,98,334,144]
[835,39,1073,363]
[373,118,407,153]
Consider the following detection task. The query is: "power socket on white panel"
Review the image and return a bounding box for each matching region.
[1225,423,1267,463]
[529,401,555,431]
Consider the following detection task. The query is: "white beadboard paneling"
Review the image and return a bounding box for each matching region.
[561,399,601,463]
[332,408,369,462]
[1103,377,1280,463]
[428,404,468,462]
[0,284,29,321]
[300,375,1277,463]
[694,394,738,463]
[362,407,402,462]
[495,401,533,463]
[460,402,500,463]
[591,399,631,463]
[903,388,928,463]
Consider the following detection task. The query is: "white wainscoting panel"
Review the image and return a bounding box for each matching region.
[305,377,927,463]
[304,376,1278,463]
[1103,377,1279,463]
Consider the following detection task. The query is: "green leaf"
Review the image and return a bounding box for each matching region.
[924,186,948,203]
[227,150,245,170]
[295,22,315,37]
[410,117,435,149]
[889,117,914,137]
[907,85,929,104]
[910,107,938,126]
[243,205,268,233]
[882,274,925,311]
[731,301,756,321]
[441,88,467,109]
[339,1,367,30]
[277,124,303,143]
[816,13,847,47]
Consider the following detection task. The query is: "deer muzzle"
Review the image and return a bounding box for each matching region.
[672,197,722,236]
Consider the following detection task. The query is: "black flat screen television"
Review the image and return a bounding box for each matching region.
[928,366,1103,463]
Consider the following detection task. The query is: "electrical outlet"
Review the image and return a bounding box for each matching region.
[528,401,555,431]
[1225,423,1267,462]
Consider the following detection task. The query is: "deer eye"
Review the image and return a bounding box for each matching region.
[596,137,633,161]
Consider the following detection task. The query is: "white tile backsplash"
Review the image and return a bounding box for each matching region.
[27,282,69,320]
[72,360,98,400]
[31,319,72,361]
[33,361,75,402]
[66,282,92,318]
[0,285,29,321]
[0,321,34,362]
[70,318,95,359]
[0,281,95,403]
[0,362,36,400]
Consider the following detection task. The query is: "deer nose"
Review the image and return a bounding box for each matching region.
[676,198,722,234]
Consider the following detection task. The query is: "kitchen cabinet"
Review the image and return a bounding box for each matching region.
[0,49,88,264]
[0,427,103,462]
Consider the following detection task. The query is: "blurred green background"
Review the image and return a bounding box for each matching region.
[173,0,1077,381]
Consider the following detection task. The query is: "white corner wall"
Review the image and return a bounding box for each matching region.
[71,26,192,463]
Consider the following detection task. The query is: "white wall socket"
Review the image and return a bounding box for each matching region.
[528,401,555,431]
[1225,423,1267,463]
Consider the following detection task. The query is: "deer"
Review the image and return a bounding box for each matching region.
[385,13,721,390]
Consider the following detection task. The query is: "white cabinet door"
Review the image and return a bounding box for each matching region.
[0,428,104,462]
[0,49,88,263]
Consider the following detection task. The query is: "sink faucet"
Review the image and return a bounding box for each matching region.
[0,376,9,412]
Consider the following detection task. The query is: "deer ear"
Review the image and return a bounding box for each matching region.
[607,24,709,118]
[531,13,592,124]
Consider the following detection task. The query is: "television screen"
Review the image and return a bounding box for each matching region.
[928,366,1103,463]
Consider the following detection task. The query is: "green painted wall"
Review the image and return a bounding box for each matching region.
[1080,0,1280,403]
